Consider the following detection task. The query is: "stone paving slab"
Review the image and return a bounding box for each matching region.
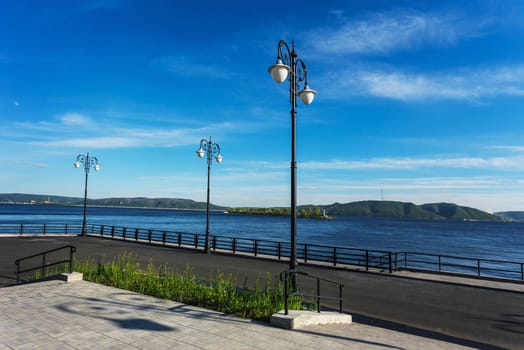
[0,280,479,350]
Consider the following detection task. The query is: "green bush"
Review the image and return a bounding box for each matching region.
[74,253,308,321]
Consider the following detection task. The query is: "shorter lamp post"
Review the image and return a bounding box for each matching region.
[74,153,100,236]
[196,137,222,253]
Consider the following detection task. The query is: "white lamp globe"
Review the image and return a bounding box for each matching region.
[268,59,290,83]
[299,84,317,105]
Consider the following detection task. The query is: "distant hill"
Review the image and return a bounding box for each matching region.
[0,193,226,211]
[420,203,499,221]
[316,200,501,221]
[319,201,441,219]
[0,193,83,205]
[0,193,501,221]
[494,211,524,222]
[90,197,226,210]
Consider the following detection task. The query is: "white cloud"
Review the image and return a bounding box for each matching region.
[59,113,91,126]
[302,155,524,171]
[491,145,524,152]
[153,55,233,79]
[310,176,503,190]
[32,162,49,169]
[320,64,524,101]
[38,136,141,149]
[31,128,199,149]
[310,11,489,56]
[307,10,521,102]
[2,108,241,150]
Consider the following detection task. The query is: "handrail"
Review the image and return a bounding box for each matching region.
[1,222,523,281]
[0,223,83,236]
[15,245,76,283]
[280,269,344,315]
[399,251,524,280]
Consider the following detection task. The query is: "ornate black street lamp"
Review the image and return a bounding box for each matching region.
[196,137,223,253]
[74,153,100,236]
[268,40,316,274]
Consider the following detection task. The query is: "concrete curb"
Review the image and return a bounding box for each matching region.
[270,310,352,329]
[58,272,83,282]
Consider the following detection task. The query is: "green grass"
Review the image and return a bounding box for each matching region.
[70,252,309,321]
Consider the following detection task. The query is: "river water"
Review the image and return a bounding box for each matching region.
[0,204,522,262]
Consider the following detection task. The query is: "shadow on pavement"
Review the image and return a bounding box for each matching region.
[351,313,506,350]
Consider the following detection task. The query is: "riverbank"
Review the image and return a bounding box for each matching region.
[0,235,522,349]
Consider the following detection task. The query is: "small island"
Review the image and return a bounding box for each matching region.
[227,206,333,219]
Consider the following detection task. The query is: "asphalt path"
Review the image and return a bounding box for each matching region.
[0,236,522,349]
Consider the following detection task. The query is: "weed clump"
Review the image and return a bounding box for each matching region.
[74,252,307,321]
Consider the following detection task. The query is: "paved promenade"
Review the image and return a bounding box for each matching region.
[0,236,523,349]
[0,279,486,350]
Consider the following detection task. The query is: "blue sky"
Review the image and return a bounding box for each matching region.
[2,0,524,212]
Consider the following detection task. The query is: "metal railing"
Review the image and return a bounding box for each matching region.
[280,269,344,315]
[87,224,524,281]
[399,252,524,281]
[0,223,83,236]
[15,245,76,283]
[1,223,523,282]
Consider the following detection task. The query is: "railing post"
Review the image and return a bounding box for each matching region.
[278,242,281,260]
[389,252,392,273]
[148,229,152,243]
[521,263,523,281]
[232,238,236,254]
[284,272,289,315]
[194,234,198,248]
[41,253,46,278]
[316,277,321,313]
[333,247,337,267]
[69,247,74,273]
[339,284,343,313]
[65,223,68,235]
[123,227,127,240]
[477,259,481,277]
[135,228,139,241]
[254,240,258,256]
[438,256,442,271]
[394,252,398,271]
[365,250,369,271]
[16,261,20,284]
[213,236,216,251]
[43,223,46,236]
[177,232,182,247]
[162,231,166,246]
[20,223,23,236]
[304,244,308,263]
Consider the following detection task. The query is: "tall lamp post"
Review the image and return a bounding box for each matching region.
[268,40,316,274]
[196,137,223,253]
[74,153,100,236]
